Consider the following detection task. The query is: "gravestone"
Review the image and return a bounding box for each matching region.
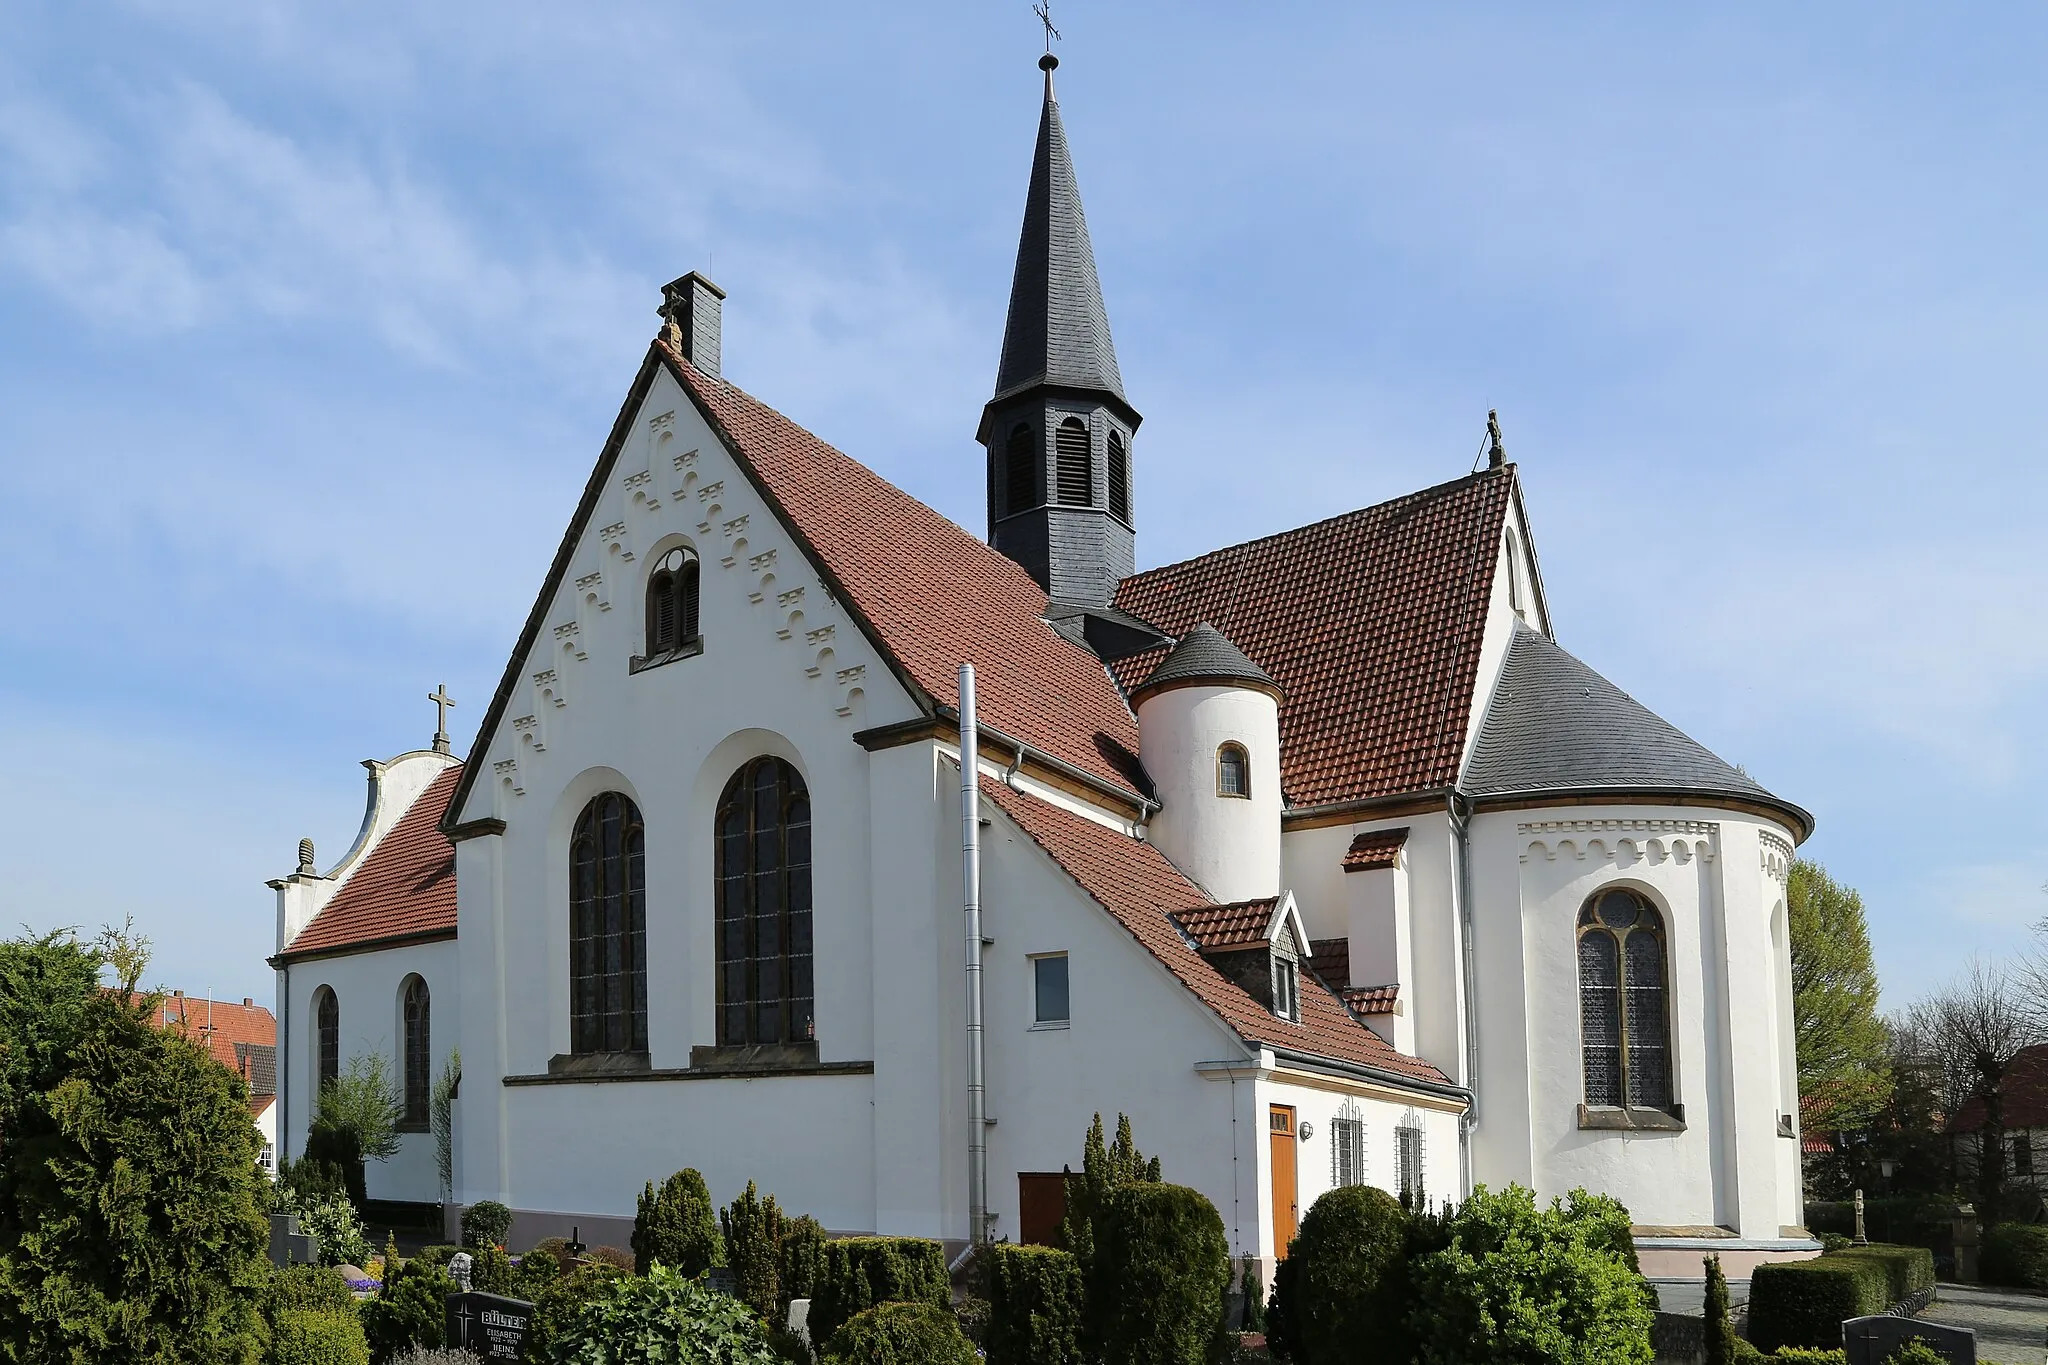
[704,1266,740,1299]
[1843,1315,1975,1365]
[446,1291,536,1362]
[267,1213,315,1267]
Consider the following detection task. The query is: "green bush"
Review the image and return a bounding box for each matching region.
[305,1117,369,1210]
[808,1237,950,1350]
[411,1245,461,1273]
[1406,1184,1653,1365]
[1884,1342,1945,1365]
[523,1262,625,1363]
[470,1245,515,1296]
[360,1258,453,1364]
[545,1262,778,1364]
[634,1169,723,1277]
[1825,1243,1934,1304]
[1748,1256,1887,1353]
[986,1243,1084,1365]
[269,1263,360,1317]
[1704,1254,1736,1365]
[587,1245,636,1273]
[778,1215,827,1316]
[273,1308,374,1365]
[1773,1350,1848,1364]
[1090,1182,1230,1365]
[1263,1254,1301,1363]
[517,1245,564,1298]
[302,1196,374,1269]
[721,1181,787,1320]
[460,1201,513,1251]
[823,1301,976,1365]
[1982,1222,2048,1290]
[388,1352,486,1365]
[1803,1199,1956,1255]
[1282,1184,1413,1365]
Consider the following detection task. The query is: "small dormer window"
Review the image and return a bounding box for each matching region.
[1272,954,1300,1022]
[1217,742,1250,799]
[646,547,700,657]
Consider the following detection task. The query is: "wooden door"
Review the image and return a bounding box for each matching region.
[1269,1105,1298,1257]
[1017,1173,1068,1247]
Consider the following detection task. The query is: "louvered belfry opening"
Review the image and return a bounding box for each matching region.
[646,547,700,655]
[1055,417,1091,505]
[1107,429,1130,522]
[1004,423,1040,517]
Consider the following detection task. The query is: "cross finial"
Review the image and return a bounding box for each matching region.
[1486,409,1506,469]
[429,683,457,754]
[1034,2,1060,53]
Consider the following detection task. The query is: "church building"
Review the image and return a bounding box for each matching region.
[269,52,1817,1281]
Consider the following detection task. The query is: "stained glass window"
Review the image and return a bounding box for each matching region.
[1577,889,1673,1111]
[715,757,814,1047]
[402,976,430,1126]
[570,792,648,1054]
[314,987,338,1095]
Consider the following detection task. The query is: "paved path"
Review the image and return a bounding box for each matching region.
[1915,1283,2046,1365]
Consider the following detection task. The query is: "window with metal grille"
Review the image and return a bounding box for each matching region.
[1396,1123,1424,1206]
[646,547,700,656]
[1108,430,1130,522]
[1055,417,1091,505]
[1331,1103,1366,1187]
[1004,423,1039,517]
[569,792,648,1054]
[1217,742,1250,799]
[1577,889,1674,1110]
[314,987,338,1095]
[715,757,814,1047]
[1272,954,1300,1022]
[401,976,430,1126]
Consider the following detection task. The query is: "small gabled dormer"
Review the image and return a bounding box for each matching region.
[1171,889,1311,1023]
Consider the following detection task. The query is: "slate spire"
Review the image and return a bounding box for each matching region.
[981,52,1142,610]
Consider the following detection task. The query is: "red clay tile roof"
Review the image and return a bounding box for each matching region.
[1172,898,1279,952]
[1949,1043,2048,1134]
[148,994,276,1074]
[1343,827,1410,872]
[1302,939,1400,1017]
[286,766,462,959]
[981,777,1450,1086]
[1344,984,1400,1016]
[1112,471,1513,809]
[250,1094,276,1119]
[662,345,1147,801]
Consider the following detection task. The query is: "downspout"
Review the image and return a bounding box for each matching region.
[959,664,990,1247]
[1449,789,1480,1199]
[277,960,290,1168]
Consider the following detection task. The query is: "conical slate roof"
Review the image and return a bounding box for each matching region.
[993,75,1126,403]
[1133,622,1279,700]
[1466,626,1810,833]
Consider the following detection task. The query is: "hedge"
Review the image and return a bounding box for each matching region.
[1280,1184,1413,1365]
[271,1308,373,1365]
[807,1237,950,1350]
[1981,1223,2048,1290]
[824,1301,977,1365]
[267,1264,358,1317]
[1089,1182,1230,1365]
[1824,1243,1934,1305]
[1748,1256,1888,1353]
[986,1244,1084,1365]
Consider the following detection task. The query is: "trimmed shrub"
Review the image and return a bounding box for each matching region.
[360,1258,453,1364]
[411,1245,461,1273]
[1263,1254,1301,1364]
[273,1308,373,1365]
[1826,1243,1934,1304]
[1284,1184,1413,1365]
[777,1216,827,1315]
[824,1301,976,1365]
[587,1245,636,1273]
[270,1263,360,1316]
[1236,1258,1266,1335]
[306,1116,369,1209]
[1982,1222,2048,1290]
[808,1237,950,1350]
[1803,1198,1956,1255]
[469,1245,515,1296]
[1090,1182,1230,1365]
[986,1243,1084,1365]
[516,1245,564,1297]
[523,1261,625,1363]
[302,1195,374,1269]
[546,1262,779,1364]
[721,1181,787,1320]
[460,1200,512,1251]
[1773,1350,1848,1364]
[1884,1343,1945,1365]
[1406,1184,1654,1365]
[1703,1254,1735,1365]
[1748,1256,1887,1353]
[634,1168,724,1277]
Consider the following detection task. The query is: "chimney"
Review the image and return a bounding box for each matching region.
[243,997,254,1008]
[660,272,726,380]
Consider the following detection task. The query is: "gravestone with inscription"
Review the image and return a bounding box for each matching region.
[446,1291,535,1362]
[1843,1315,1974,1365]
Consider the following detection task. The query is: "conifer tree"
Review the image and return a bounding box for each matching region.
[1057,1114,1160,1299]
[1702,1253,1735,1365]
[633,1168,724,1276]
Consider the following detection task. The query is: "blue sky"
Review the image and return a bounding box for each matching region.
[1,3,2041,1011]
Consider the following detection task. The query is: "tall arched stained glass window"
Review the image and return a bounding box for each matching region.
[1576,888,1673,1111]
[314,986,339,1096]
[569,792,648,1054]
[401,976,430,1126]
[715,757,814,1047]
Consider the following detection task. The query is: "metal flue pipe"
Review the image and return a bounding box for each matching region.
[960,663,989,1245]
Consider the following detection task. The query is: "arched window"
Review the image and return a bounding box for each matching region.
[646,547,701,657]
[1107,430,1130,523]
[715,757,814,1047]
[1217,742,1251,799]
[570,792,648,1054]
[313,987,338,1096]
[1577,888,1673,1111]
[1004,423,1039,517]
[401,977,430,1127]
[1055,417,1091,506]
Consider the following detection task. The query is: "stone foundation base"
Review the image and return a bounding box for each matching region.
[1636,1235,1821,1280]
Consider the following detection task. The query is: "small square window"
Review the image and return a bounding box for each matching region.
[1033,954,1070,1027]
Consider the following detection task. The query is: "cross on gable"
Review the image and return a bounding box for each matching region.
[429,683,457,754]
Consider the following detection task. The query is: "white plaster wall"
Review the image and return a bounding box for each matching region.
[281,938,458,1205]
[1137,684,1282,905]
[1260,1073,1463,1242]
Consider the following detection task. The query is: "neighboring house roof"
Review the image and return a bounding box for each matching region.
[1303,940,1400,1017]
[982,776,1451,1087]
[148,993,277,1085]
[250,1094,276,1120]
[286,765,462,959]
[1464,625,1811,836]
[1342,827,1409,872]
[1173,898,1281,952]
[1113,470,1514,810]
[1133,622,1279,702]
[1949,1043,2048,1134]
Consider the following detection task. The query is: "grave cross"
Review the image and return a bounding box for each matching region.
[429,684,457,755]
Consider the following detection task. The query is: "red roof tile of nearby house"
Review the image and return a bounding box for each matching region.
[1113,473,1513,810]
[1302,939,1400,1017]
[981,777,1450,1086]
[1948,1043,2048,1134]
[1172,898,1279,952]
[251,1094,275,1119]
[285,766,462,959]
[663,345,1147,800]
[149,993,275,1074]
[1343,827,1410,872]
[1344,984,1400,1016]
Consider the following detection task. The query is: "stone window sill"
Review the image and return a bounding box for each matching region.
[1028,1019,1071,1032]
[1578,1103,1686,1132]
[394,1120,430,1135]
[629,638,704,674]
[547,1050,653,1078]
[688,1041,820,1073]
